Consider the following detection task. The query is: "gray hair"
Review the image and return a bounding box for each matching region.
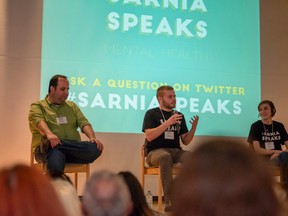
[82,170,131,216]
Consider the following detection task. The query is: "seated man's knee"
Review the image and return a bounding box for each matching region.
[84,143,102,162]
[88,149,102,163]
[279,151,288,165]
[159,153,173,165]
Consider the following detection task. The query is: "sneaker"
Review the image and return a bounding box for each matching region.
[164,205,173,212]
[40,136,51,154]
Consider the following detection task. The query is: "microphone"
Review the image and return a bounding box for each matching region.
[173,110,180,134]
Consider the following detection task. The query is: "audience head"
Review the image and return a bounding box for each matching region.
[118,171,154,216]
[0,164,67,216]
[48,170,82,216]
[172,139,280,216]
[82,170,131,216]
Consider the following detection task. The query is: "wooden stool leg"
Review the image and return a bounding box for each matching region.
[158,172,163,210]
[74,173,78,192]
[86,167,90,182]
[141,172,145,188]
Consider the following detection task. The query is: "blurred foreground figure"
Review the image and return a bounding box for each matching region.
[118,171,164,216]
[48,170,82,216]
[82,170,131,216]
[0,164,67,216]
[172,140,282,216]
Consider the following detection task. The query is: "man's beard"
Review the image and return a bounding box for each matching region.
[162,100,175,109]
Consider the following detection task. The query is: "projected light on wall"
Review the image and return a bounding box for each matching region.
[41,0,260,137]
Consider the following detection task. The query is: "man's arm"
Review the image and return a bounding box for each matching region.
[29,102,61,148]
[284,140,288,150]
[145,113,183,141]
[36,121,61,148]
[180,115,199,145]
[71,101,103,150]
[82,125,104,150]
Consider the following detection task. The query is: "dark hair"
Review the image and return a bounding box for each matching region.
[118,171,153,216]
[258,100,276,117]
[156,85,174,98]
[172,139,280,216]
[48,74,67,93]
[47,170,73,185]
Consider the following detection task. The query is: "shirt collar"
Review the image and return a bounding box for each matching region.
[45,96,65,108]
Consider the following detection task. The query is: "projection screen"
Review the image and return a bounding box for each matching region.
[41,0,260,137]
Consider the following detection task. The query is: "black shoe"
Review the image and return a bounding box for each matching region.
[40,137,51,154]
[164,205,173,212]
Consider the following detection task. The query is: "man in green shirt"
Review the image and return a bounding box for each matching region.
[29,74,103,172]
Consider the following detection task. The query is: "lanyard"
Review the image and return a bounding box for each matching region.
[263,122,274,134]
[159,107,166,121]
[159,107,174,121]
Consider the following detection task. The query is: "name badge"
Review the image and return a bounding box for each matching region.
[56,116,68,124]
[265,142,275,150]
[164,131,174,140]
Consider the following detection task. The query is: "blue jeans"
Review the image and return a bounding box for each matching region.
[271,151,288,186]
[35,140,102,172]
[272,151,288,166]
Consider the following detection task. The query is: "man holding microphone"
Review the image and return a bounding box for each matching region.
[142,85,199,211]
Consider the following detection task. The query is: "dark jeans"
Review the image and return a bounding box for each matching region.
[271,151,288,188]
[35,140,102,172]
[272,151,288,166]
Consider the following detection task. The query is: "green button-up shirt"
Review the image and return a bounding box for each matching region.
[29,97,91,152]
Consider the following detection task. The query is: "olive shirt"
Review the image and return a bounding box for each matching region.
[29,97,91,152]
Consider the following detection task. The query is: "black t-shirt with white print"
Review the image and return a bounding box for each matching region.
[142,107,188,153]
[248,120,288,159]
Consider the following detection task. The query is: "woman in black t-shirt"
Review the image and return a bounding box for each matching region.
[248,100,288,189]
[248,100,288,160]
